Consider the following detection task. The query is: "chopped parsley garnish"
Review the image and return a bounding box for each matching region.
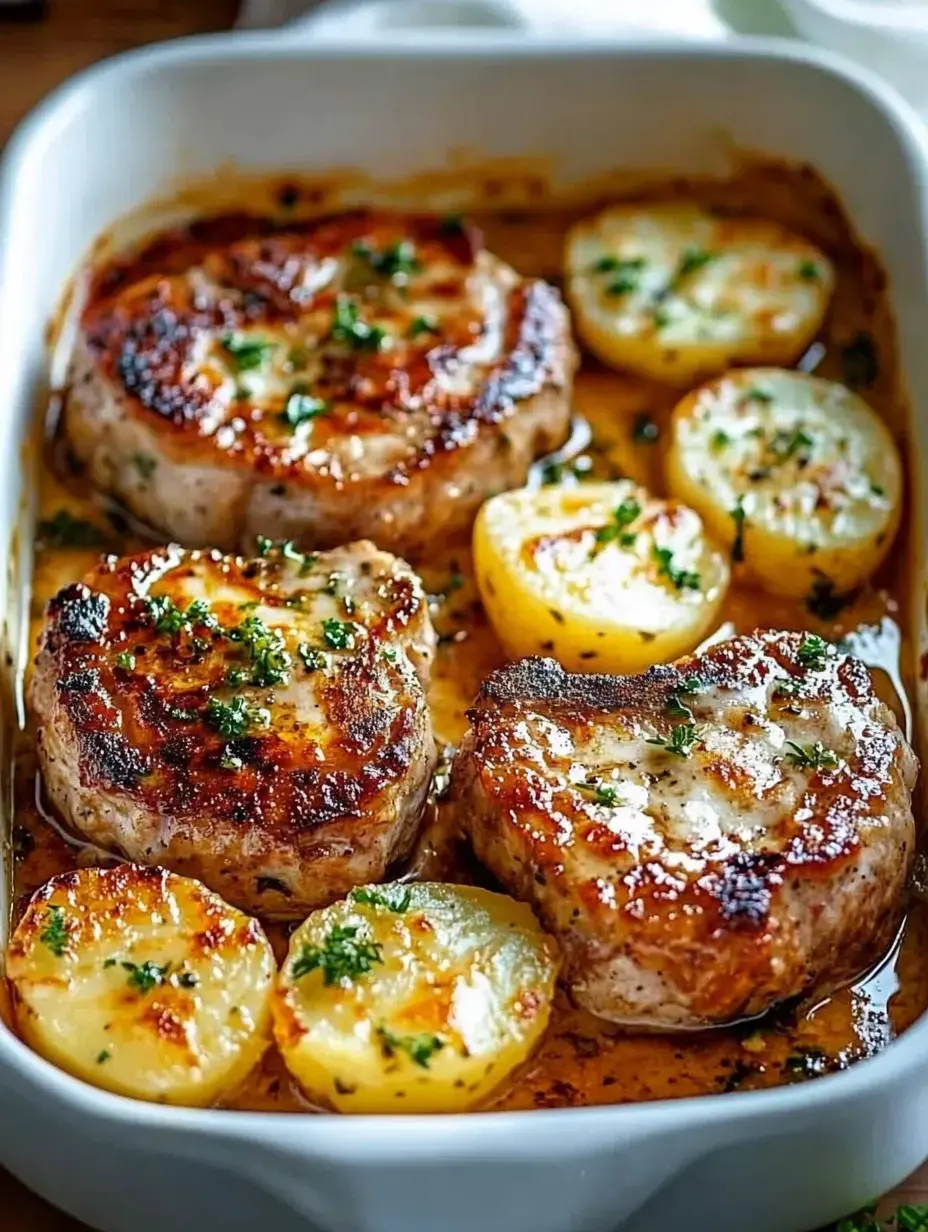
[37,510,109,549]
[676,246,715,280]
[205,695,271,738]
[376,1026,445,1068]
[115,651,136,671]
[132,453,157,479]
[796,260,819,281]
[254,537,315,575]
[632,413,660,445]
[408,315,438,338]
[220,333,276,372]
[871,482,885,497]
[227,614,292,687]
[745,387,773,404]
[666,677,703,721]
[225,666,248,687]
[594,498,641,550]
[282,391,329,428]
[298,643,329,672]
[177,971,199,988]
[350,886,413,913]
[652,545,701,591]
[648,722,704,758]
[321,618,357,650]
[122,960,170,995]
[730,496,746,563]
[578,780,620,807]
[540,456,592,485]
[96,1050,111,1064]
[796,633,830,672]
[666,695,695,720]
[598,256,647,297]
[784,740,839,771]
[39,905,69,956]
[352,239,422,282]
[330,295,388,352]
[711,429,730,450]
[292,924,383,985]
[145,594,217,636]
[768,428,813,465]
[219,750,244,771]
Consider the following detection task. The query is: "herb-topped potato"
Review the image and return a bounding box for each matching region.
[565,202,834,383]
[472,481,729,674]
[66,211,576,559]
[7,864,275,1106]
[29,539,437,917]
[665,369,903,599]
[272,882,560,1113]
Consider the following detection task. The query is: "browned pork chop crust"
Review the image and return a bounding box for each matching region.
[31,540,436,916]
[449,633,917,1029]
[66,211,576,557]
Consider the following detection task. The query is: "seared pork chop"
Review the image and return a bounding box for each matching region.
[66,211,575,558]
[449,633,917,1029]
[32,539,436,916]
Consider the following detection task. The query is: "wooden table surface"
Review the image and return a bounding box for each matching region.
[2,2,928,1227]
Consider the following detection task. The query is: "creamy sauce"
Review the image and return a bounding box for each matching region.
[11,163,928,1112]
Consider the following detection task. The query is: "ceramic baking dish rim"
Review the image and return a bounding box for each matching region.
[2,29,928,1151]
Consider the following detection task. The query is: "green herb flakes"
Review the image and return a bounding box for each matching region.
[122,960,170,995]
[282,391,330,429]
[39,905,69,956]
[648,722,704,758]
[330,295,388,352]
[652,545,701,591]
[292,924,383,985]
[796,633,830,672]
[220,333,276,372]
[205,695,271,739]
[376,1026,445,1068]
[350,886,413,913]
[321,618,357,650]
[784,740,839,771]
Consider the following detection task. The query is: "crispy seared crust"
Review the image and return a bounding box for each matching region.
[66,212,576,556]
[449,633,918,1029]
[31,542,437,916]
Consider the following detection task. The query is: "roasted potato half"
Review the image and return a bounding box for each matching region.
[272,882,559,1113]
[665,368,902,598]
[473,481,730,674]
[7,864,275,1106]
[566,202,834,383]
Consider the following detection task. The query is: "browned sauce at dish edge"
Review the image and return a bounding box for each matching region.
[12,162,928,1113]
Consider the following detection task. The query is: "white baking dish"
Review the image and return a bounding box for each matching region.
[2,27,928,1232]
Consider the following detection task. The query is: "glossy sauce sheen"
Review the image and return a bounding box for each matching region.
[13,163,928,1112]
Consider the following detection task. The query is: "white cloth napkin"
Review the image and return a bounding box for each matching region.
[236,0,928,119]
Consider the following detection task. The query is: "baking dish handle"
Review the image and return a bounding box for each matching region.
[282,0,730,40]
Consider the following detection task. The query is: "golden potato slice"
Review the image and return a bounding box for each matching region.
[665,368,902,599]
[565,202,833,383]
[7,864,275,1106]
[272,882,559,1113]
[473,481,729,674]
